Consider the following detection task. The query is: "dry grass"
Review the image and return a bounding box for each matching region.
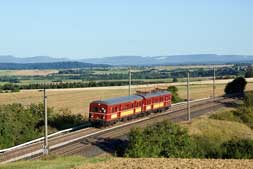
[0,82,252,116]
[180,107,253,143]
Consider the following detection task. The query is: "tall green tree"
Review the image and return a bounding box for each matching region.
[224,77,247,95]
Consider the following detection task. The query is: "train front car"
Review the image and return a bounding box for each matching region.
[89,101,109,126]
[89,95,143,127]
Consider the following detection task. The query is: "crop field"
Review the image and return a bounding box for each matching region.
[0,70,58,76]
[0,81,252,116]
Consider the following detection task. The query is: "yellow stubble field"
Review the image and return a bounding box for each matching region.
[0,82,252,117]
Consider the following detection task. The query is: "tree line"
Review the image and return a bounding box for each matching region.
[58,66,247,80]
[0,80,168,92]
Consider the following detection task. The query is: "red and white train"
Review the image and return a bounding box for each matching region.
[89,90,172,126]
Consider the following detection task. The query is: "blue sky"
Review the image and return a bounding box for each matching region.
[0,0,252,59]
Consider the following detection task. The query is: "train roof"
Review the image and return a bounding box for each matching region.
[92,95,143,105]
[137,90,171,99]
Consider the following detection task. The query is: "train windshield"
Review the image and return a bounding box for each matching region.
[91,106,106,113]
[92,107,99,112]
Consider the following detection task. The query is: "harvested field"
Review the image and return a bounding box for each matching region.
[0,79,252,116]
[0,69,58,76]
[76,158,253,169]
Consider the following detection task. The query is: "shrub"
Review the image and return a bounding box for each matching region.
[209,110,242,123]
[0,103,85,149]
[235,106,253,129]
[245,66,253,78]
[49,109,86,130]
[221,139,253,159]
[192,136,222,158]
[244,92,253,107]
[125,121,199,158]
[167,86,183,103]
[0,103,46,148]
[172,77,178,82]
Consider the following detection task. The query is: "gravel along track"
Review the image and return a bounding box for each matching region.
[0,97,234,163]
[76,158,253,169]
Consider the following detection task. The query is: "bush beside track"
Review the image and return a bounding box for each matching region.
[121,92,253,159]
[0,104,87,149]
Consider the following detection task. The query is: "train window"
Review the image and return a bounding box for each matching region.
[92,107,98,112]
[115,106,118,112]
[148,99,151,104]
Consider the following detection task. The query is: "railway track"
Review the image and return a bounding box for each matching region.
[0,96,235,163]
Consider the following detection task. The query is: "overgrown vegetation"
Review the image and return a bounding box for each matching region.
[210,92,253,129]
[124,120,253,159]
[0,103,87,149]
[125,121,199,158]
[124,92,253,159]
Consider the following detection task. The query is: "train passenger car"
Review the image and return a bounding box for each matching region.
[89,95,143,126]
[138,91,172,113]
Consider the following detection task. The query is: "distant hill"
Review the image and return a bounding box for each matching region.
[0,55,68,63]
[1,54,253,66]
[0,62,108,70]
[81,54,253,66]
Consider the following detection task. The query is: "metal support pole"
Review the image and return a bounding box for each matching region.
[128,68,131,96]
[43,87,49,155]
[187,71,191,121]
[213,67,216,100]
